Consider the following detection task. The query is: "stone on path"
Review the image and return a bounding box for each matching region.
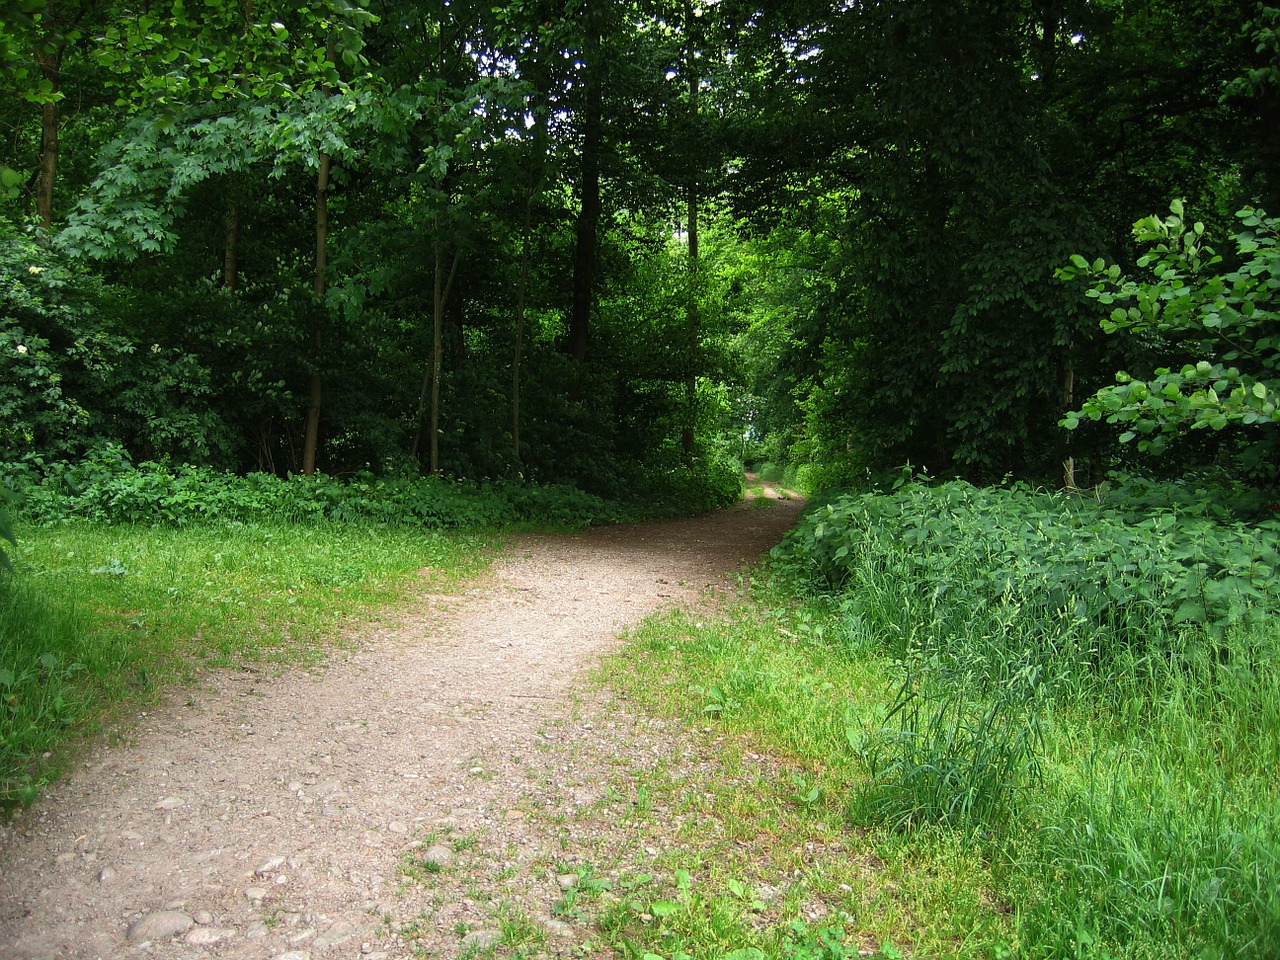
[184,925,236,946]
[314,919,360,949]
[460,928,502,952]
[421,844,454,868]
[125,909,194,941]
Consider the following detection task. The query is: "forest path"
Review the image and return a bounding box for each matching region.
[0,492,802,960]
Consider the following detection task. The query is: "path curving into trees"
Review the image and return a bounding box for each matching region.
[0,493,801,960]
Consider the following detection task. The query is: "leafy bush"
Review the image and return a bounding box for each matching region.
[1061,202,1280,476]
[774,479,1280,648]
[2,448,629,529]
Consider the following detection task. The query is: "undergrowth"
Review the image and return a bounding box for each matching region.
[597,477,1280,959]
[4,446,626,528]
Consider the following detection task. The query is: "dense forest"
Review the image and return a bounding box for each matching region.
[4,5,1280,958]
[3,0,1276,498]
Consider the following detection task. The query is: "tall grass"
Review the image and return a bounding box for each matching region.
[1,521,494,809]
[599,479,1280,958]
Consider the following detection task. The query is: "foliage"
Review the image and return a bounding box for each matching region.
[775,479,1280,643]
[1,230,236,466]
[852,661,1045,839]
[2,448,629,530]
[0,487,15,571]
[755,478,1280,956]
[1061,202,1280,475]
[600,476,1279,958]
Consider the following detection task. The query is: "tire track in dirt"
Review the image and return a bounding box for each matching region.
[0,495,801,960]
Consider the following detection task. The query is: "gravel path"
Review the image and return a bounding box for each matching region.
[0,494,802,960]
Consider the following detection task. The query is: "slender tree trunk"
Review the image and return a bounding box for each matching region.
[512,191,535,470]
[568,2,603,363]
[1060,348,1076,491]
[33,2,64,241]
[409,234,460,470]
[448,289,465,365]
[302,146,330,476]
[430,241,461,474]
[512,14,553,470]
[224,204,240,291]
[681,7,700,456]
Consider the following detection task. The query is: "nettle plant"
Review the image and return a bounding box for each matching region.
[1059,201,1279,472]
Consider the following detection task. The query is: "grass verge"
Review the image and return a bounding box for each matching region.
[1,520,495,810]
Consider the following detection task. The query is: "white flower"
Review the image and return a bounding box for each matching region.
[27,266,43,275]
[15,344,27,356]
[150,343,161,353]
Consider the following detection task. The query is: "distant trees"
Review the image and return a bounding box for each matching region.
[2,0,1275,492]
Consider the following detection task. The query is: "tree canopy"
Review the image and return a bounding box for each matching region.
[2,0,1276,496]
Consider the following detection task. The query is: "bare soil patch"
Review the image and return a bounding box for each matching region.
[0,492,802,960]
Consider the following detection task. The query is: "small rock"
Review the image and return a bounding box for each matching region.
[314,920,359,949]
[556,873,578,891]
[544,919,574,939]
[154,796,185,810]
[244,886,269,902]
[387,821,408,834]
[460,929,502,952]
[184,926,235,946]
[277,953,311,960]
[97,866,118,883]
[255,856,286,876]
[126,910,194,942]
[192,910,214,925]
[243,920,270,939]
[421,844,453,868]
[55,852,75,865]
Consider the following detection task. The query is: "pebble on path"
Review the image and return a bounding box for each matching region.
[125,909,194,941]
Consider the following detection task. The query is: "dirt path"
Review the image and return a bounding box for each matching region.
[0,494,802,960]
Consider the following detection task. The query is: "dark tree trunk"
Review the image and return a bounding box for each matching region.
[568,2,604,364]
[302,146,330,477]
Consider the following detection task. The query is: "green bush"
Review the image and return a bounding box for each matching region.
[1,448,632,530]
[774,479,1280,651]
[772,477,1280,956]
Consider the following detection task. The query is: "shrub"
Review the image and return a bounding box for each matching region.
[773,479,1280,652]
[1,450,631,530]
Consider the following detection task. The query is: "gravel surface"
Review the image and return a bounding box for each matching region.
[0,493,802,960]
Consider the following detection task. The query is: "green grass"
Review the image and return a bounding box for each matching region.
[581,477,1280,959]
[1,520,495,809]
[587,606,1002,960]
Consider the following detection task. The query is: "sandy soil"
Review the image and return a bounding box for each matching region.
[0,492,803,960]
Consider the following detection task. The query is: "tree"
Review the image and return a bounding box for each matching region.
[1061,201,1280,477]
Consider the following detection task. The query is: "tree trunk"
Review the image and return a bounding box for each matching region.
[512,21,552,471]
[568,1,603,364]
[512,191,535,470]
[448,288,465,365]
[224,204,240,291]
[681,6,700,456]
[1060,348,1076,491]
[409,236,460,470]
[33,3,64,241]
[301,146,330,476]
